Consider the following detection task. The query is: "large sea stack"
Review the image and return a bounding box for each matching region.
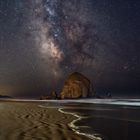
[60,72,94,99]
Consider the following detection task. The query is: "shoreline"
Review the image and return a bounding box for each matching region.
[58,108,102,140]
[1,98,140,106]
[39,104,102,140]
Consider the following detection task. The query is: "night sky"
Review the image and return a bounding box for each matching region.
[0,0,140,97]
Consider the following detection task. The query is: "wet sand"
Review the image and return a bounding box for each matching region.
[0,101,90,140]
[1,99,139,140]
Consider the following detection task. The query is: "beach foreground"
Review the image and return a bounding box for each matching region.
[1,99,140,140]
[0,101,90,140]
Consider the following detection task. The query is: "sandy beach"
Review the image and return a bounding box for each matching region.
[0,101,90,140]
[1,99,139,140]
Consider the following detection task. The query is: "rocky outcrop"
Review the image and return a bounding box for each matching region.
[60,72,94,99]
[0,95,12,99]
[40,91,57,100]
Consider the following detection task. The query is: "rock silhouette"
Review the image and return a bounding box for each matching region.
[40,91,57,100]
[60,72,94,99]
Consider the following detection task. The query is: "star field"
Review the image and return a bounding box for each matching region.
[0,0,140,97]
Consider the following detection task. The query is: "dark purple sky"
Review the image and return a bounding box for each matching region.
[0,0,140,97]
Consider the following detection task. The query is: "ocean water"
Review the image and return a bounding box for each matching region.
[41,99,140,140]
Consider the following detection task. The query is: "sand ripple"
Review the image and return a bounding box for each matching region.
[0,102,90,140]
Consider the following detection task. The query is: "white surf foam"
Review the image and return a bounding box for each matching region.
[39,105,102,140]
[59,108,102,140]
[3,98,140,106]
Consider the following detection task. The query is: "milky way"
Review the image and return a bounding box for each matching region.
[0,0,140,97]
[29,0,98,77]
